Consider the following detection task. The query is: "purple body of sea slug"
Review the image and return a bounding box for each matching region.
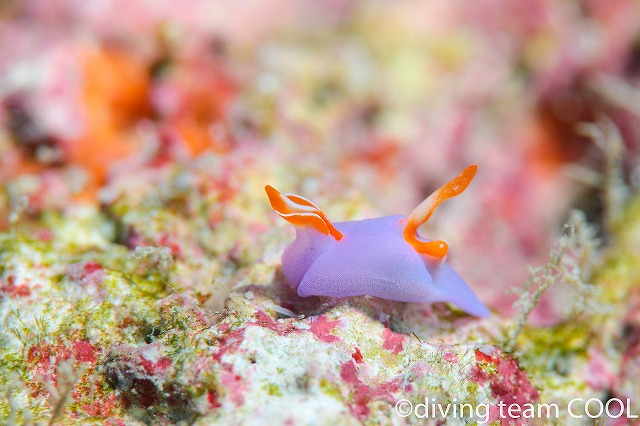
[265,165,489,317]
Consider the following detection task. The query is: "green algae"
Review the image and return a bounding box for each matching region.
[320,378,343,400]
[264,382,283,396]
[0,209,196,424]
[515,323,591,376]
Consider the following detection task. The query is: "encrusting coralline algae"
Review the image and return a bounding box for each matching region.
[2,1,640,424]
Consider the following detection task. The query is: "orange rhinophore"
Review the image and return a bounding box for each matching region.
[265,185,343,240]
[403,164,477,258]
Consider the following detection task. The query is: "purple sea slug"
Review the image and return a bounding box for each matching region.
[265,165,489,317]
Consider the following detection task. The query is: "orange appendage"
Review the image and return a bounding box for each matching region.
[265,185,343,240]
[403,165,477,258]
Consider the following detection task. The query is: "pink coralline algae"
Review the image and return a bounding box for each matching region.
[79,394,118,418]
[102,343,195,417]
[443,352,459,364]
[72,341,98,363]
[65,262,105,287]
[381,328,405,355]
[309,315,342,343]
[0,276,31,297]
[470,349,539,424]
[339,360,402,419]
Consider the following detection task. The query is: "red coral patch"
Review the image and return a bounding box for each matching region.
[140,355,172,375]
[65,262,105,287]
[382,328,405,354]
[83,262,103,274]
[352,347,364,364]
[220,370,245,406]
[309,315,341,343]
[0,275,31,297]
[213,327,247,362]
[73,340,97,363]
[82,393,117,417]
[339,360,401,419]
[443,352,459,363]
[469,350,539,425]
[253,310,280,333]
[207,390,222,410]
[252,310,303,336]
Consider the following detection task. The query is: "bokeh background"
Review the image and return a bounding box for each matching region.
[2,1,640,424]
[3,0,640,318]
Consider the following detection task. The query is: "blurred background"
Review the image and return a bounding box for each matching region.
[2,0,640,321]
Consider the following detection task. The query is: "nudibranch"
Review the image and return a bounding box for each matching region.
[265,165,489,317]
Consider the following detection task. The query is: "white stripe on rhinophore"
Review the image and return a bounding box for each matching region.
[277,211,325,220]
[277,211,329,232]
[283,193,321,210]
[278,195,319,214]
